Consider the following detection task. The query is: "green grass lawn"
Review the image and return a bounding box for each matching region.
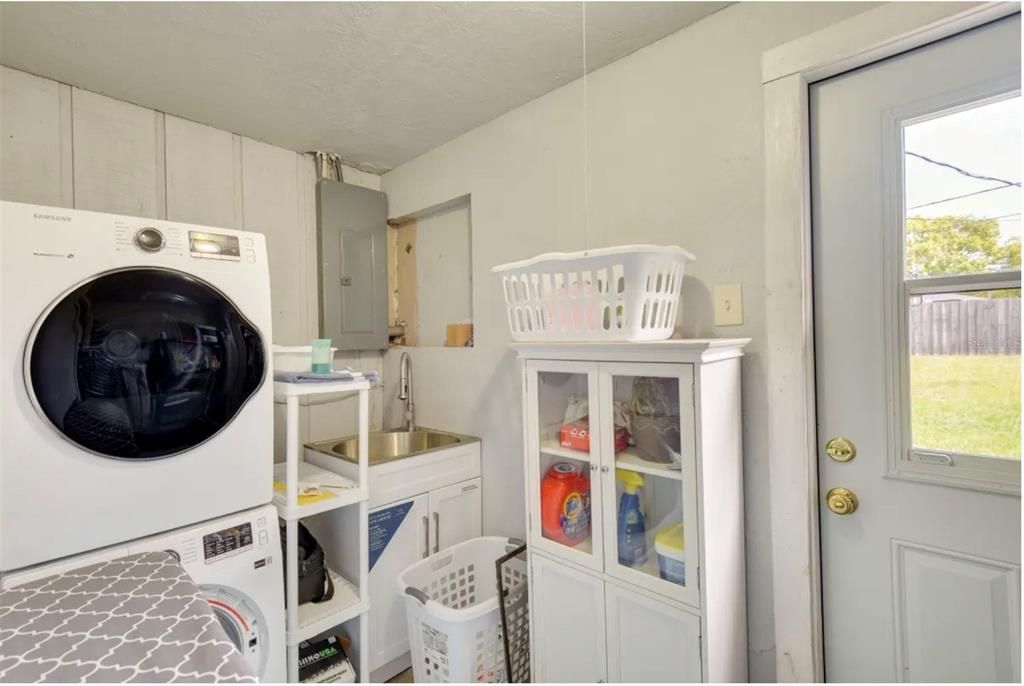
[911,355,1021,459]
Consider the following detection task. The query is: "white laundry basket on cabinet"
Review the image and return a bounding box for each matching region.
[398,537,526,683]
[492,244,694,342]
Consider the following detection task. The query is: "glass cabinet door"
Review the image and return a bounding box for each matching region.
[526,360,603,571]
[598,362,699,606]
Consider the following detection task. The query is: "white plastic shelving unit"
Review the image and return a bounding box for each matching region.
[274,378,371,683]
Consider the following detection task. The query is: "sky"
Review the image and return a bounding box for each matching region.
[903,94,1021,245]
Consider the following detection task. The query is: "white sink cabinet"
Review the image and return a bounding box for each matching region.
[306,435,482,683]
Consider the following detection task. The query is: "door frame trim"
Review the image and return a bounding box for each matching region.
[761,2,1020,681]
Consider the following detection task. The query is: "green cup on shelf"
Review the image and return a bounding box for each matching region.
[310,338,333,373]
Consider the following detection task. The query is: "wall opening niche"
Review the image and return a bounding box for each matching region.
[388,195,473,347]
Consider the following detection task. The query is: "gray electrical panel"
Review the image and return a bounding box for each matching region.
[317,179,388,350]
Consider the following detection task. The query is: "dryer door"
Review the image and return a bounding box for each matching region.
[26,267,266,459]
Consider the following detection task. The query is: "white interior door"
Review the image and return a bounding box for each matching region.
[604,579,702,683]
[812,15,1021,682]
[428,477,482,553]
[530,552,607,683]
[368,493,429,675]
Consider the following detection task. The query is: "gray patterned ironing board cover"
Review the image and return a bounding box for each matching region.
[0,551,257,683]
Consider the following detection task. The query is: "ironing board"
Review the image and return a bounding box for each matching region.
[0,551,257,683]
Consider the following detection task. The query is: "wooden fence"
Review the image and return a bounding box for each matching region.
[910,296,1021,355]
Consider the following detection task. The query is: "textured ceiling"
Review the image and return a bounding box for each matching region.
[0,2,727,171]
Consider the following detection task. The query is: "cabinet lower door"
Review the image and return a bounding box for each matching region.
[428,478,482,553]
[605,580,702,683]
[530,553,607,683]
[368,493,430,677]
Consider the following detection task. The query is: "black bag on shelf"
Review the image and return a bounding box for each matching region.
[280,521,335,605]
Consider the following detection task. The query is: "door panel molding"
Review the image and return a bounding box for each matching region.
[891,539,1021,682]
[762,3,1021,681]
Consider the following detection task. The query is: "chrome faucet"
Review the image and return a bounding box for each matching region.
[398,352,415,431]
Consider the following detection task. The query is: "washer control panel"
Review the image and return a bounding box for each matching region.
[203,522,254,563]
[197,515,271,565]
[134,227,165,252]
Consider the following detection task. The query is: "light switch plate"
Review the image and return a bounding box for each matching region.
[713,283,744,326]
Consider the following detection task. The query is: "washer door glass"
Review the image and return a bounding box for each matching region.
[28,268,265,459]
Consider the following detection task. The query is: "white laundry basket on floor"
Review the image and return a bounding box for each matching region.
[398,537,526,683]
[492,244,694,342]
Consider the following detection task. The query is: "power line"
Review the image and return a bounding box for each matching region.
[905,150,1021,188]
[907,183,1015,210]
[907,211,1021,222]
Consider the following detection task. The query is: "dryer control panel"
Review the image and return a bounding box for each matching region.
[188,231,243,262]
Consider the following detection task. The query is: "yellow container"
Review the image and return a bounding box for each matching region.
[655,522,685,585]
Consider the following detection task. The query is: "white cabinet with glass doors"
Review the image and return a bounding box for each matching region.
[517,339,750,683]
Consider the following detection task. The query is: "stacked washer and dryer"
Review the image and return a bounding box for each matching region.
[0,201,286,682]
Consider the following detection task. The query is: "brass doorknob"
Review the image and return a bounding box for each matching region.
[825,437,856,462]
[826,487,859,515]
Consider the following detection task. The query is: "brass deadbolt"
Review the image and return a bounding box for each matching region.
[826,487,859,515]
[825,437,856,462]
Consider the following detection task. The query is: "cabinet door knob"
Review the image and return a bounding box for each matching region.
[590,463,598,472]
[601,465,610,473]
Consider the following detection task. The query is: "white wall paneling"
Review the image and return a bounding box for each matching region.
[406,197,473,347]
[71,87,165,218]
[0,68,73,206]
[241,137,308,344]
[164,115,239,228]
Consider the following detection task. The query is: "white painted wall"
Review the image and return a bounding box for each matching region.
[0,65,384,446]
[381,3,876,680]
[413,199,473,346]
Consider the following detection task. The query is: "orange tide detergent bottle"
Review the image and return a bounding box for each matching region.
[540,462,591,546]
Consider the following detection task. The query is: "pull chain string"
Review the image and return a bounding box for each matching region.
[582,0,590,253]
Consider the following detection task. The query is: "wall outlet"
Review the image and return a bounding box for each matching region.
[713,283,743,326]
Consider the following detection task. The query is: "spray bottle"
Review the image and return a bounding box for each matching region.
[616,469,646,567]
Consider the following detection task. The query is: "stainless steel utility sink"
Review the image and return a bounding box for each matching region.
[308,428,475,465]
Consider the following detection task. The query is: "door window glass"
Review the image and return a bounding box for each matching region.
[903,95,1021,462]
[536,371,594,554]
[609,373,687,588]
[904,96,1021,278]
[29,268,265,459]
[909,288,1021,459]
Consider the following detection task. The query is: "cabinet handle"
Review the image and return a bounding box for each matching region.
[601,465,609,473]
[433,512,440,553]
[422,516,429,559]
[589,463,598,472]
